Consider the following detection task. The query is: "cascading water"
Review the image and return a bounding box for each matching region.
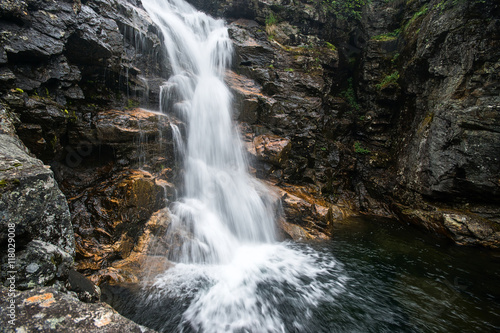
[138,0,345,332]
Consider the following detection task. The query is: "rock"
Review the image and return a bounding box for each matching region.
[0,132,74,255]
[69,169,166,276]
[0,123,74,266]
[393,204,500,249]
[65,5,124,66]
[253,134,291,168]
[68,269,101,303]
[1,240,73,290]
[0,101,75,289]
[88,207,173,286]
[225,70,276,123]
[95,109,169,144]
[271,182,350,240]
[0,286,157,332]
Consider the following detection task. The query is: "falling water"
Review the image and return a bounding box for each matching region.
[139,0,345,332]
[144,0,275,264]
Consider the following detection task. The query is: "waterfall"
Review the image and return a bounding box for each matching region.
[142,0,275,265]
[139,1,345,332]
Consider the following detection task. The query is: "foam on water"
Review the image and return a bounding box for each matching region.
[141,243,346,333]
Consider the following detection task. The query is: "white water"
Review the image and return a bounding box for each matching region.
[141,0,346,331]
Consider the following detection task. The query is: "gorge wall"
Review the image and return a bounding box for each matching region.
[0,0,499,329]
[185,0,500,248]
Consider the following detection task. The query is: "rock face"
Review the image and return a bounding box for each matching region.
[0,102,75,289]
[1,0,177,287]
[355,0,500,248]
[187,0,500,248]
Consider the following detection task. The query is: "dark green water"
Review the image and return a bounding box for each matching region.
[104,216,500,332]
[312,216,500,332]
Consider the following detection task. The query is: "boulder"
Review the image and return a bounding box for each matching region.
[1,240,73,290]
[0,286,157,332]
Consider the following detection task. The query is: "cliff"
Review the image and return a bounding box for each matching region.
[184,0,500,248]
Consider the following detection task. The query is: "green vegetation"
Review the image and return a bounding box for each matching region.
[284,68,294,72]
[325,41,337,51]
[322,0,370,20]
[126,98,139,110]
[376,71,400,90]
[341,78,360,110]
[50,135,58,149]
[404,4,429,30]
[265,12,278,40]
[354,141,371,154]
[391,52,400,64]
[15,88,24,93]
[371,28,401,41]
[265,12,277,26]
[435,0,486,13]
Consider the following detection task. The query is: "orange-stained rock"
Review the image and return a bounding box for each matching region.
[267,181,353,240]
[0,286,157,332]
[70,169,167,279]
[253,134,291,168]
[225,70,276,123]
[86,208,173,286]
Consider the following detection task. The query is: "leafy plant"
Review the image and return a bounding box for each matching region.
[376,71,400,90]
[265,12,278,39]
[284,68,294,72]
[325,41,337,51]
[354,141,370,154]
[371,28,401,41]
[322,0,370,21]
[265,12,277,26]
[341,78,360,110]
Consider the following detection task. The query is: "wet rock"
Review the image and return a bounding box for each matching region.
[89,208,173,286]
[68,269,101,303]
[393,203,500,249]
[225,70,276,124]
[271,182,350,240]
[252,134,291,168]
[69,169,166,277]
[0,286,157,332]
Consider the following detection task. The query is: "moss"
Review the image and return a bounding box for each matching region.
[371,29,401,41]
[50,135,58,149]
[284,68,294,72]
[15,88,24,93]
[0,179,6,188]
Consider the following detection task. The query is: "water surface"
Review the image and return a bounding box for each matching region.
[105,216,500,333]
